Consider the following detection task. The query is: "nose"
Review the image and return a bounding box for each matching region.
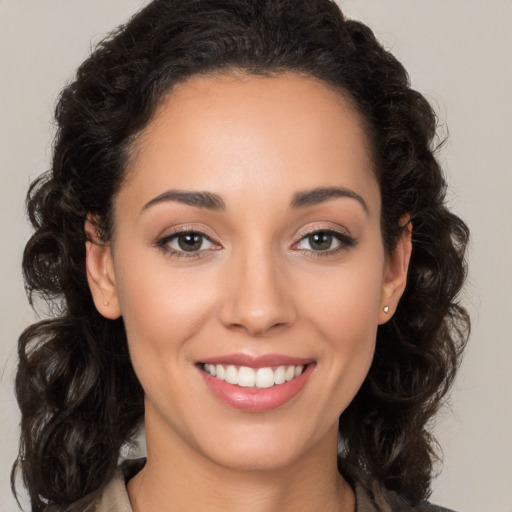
[219,246,296,337]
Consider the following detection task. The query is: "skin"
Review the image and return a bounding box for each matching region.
[86,72,412,512]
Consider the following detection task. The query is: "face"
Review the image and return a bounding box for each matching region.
[87,72,410,472]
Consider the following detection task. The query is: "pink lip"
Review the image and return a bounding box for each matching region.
[200,353,313,369]
[198,355,315,413]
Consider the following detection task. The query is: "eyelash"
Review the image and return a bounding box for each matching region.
[155,228,220,260]
[293,228,356,259]
[155,227,356,260]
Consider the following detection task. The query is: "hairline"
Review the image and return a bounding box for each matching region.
[107,66,380,241]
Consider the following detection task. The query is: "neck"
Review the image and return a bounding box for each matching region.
[127,414,354,512]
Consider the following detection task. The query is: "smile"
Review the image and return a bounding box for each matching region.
[203,363,305,388]
[199,356,315,412]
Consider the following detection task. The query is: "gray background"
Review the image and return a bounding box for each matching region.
[1,1,511,511]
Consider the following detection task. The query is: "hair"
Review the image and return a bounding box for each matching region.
[13,0,469,510]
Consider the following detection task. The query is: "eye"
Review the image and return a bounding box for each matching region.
[293,229,355,255]
[156,230,219,258]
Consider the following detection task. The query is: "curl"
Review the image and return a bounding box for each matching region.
[13,1,469,508]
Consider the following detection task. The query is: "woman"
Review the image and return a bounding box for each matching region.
[12,0,469,511]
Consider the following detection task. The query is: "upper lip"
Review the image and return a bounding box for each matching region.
[199,353,314,368]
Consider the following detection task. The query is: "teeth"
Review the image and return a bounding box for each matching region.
[256,367,274,388]
[274,365,286,385]
[237,366,255,387]
[205,363,216,377]
[225,365,238,385]
[203,363,306,388]
[285,366,296,381]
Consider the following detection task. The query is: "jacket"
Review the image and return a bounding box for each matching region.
[84,458,456,512]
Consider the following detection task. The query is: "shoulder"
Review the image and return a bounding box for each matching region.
[354,479,458,512]
[67,460,457,512]
[73,459,145,512]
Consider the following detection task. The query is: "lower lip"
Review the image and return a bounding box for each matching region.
[199,364,315,413]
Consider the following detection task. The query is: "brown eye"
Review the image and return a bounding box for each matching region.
[307,232,334,251]
[177,233,204,252]
[158,230,217,256]
[294,229,355,254]
[297,231,339,252]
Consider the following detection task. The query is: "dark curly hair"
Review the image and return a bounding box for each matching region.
[12,0,470,510]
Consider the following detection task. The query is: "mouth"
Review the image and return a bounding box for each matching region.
[201,363,306,389]
[197,355,315,412]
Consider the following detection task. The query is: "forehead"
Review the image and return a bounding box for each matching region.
[121,71,379,215]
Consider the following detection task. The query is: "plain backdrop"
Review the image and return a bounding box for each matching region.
[1,1,511,511]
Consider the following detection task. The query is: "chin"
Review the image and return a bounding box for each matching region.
[205,441,306,473]
[195,420,331,473]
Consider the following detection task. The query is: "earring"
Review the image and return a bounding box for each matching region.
[104,300,109,307]
[383,305,389,313]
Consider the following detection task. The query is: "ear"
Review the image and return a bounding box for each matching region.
[378,216,413,325]
[85,217,122,319]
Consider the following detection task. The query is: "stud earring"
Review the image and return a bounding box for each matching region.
[104,300,109,307]
[383,306,389,313]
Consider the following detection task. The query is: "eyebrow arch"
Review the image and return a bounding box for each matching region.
[290,186,368,213]
[141,190,226,213]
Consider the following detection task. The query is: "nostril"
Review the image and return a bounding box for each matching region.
[226,320,291,337]
[218,265,297,335]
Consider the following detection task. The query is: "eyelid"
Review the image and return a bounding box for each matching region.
[153,223,356,260]
[155,226,222,259]
[291,225,356,255]
[155,223,221,244]
[294,223,354,244]
[296,224,352,239]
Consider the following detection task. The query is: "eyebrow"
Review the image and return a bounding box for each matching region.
[290,187,368,213]
[141,186,368,214]
[141,190,226,212]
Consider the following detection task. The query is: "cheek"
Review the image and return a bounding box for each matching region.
[114,255,218,362]
[303,254,384,334]
[298,252,384,395]
[113,261,223,423]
